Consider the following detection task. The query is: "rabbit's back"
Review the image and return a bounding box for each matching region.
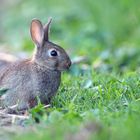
[0,52,18,70]
[0,60,61,110]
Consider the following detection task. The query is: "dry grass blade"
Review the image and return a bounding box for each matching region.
[0,109,30,126]
[0,112,29,119]
[42,104,51,109]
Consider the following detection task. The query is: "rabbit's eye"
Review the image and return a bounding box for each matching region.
[50,50,58,56]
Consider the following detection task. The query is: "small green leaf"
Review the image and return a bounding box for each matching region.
[0,88,8,96]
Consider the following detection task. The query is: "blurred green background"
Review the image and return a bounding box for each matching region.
[1,0,140,75]
[1,1,140,140]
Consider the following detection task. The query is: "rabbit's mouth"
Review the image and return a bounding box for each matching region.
[57,61,71,71]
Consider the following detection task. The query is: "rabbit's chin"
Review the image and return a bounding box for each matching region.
[41,65,67,72]
[46,63,70,71]
[56,66,70,71]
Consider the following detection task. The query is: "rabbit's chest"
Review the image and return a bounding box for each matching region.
[34,70,61,97]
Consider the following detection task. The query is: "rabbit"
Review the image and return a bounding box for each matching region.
[0,18,71,111]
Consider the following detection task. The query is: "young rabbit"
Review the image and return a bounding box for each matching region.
[0,18,71,111]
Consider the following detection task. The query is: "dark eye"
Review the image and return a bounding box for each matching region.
[50,50,57,56]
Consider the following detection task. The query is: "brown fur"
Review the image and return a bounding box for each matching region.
[0,19,71,110]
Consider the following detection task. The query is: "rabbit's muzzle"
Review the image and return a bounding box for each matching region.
[65,60,71,69]
[58,59,71,71]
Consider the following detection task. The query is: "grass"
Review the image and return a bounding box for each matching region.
[9,72,140,140]
[1,0,140,139]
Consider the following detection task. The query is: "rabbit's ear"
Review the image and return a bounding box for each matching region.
[30,19,44,47]
[44,18,52,41]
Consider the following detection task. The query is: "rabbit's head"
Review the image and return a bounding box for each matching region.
[30,18,71,71]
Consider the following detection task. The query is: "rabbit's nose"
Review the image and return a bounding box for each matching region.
[66,60,71,68]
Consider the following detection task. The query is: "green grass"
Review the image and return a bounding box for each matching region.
[10,72,140,140]
[1,0,140,139]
